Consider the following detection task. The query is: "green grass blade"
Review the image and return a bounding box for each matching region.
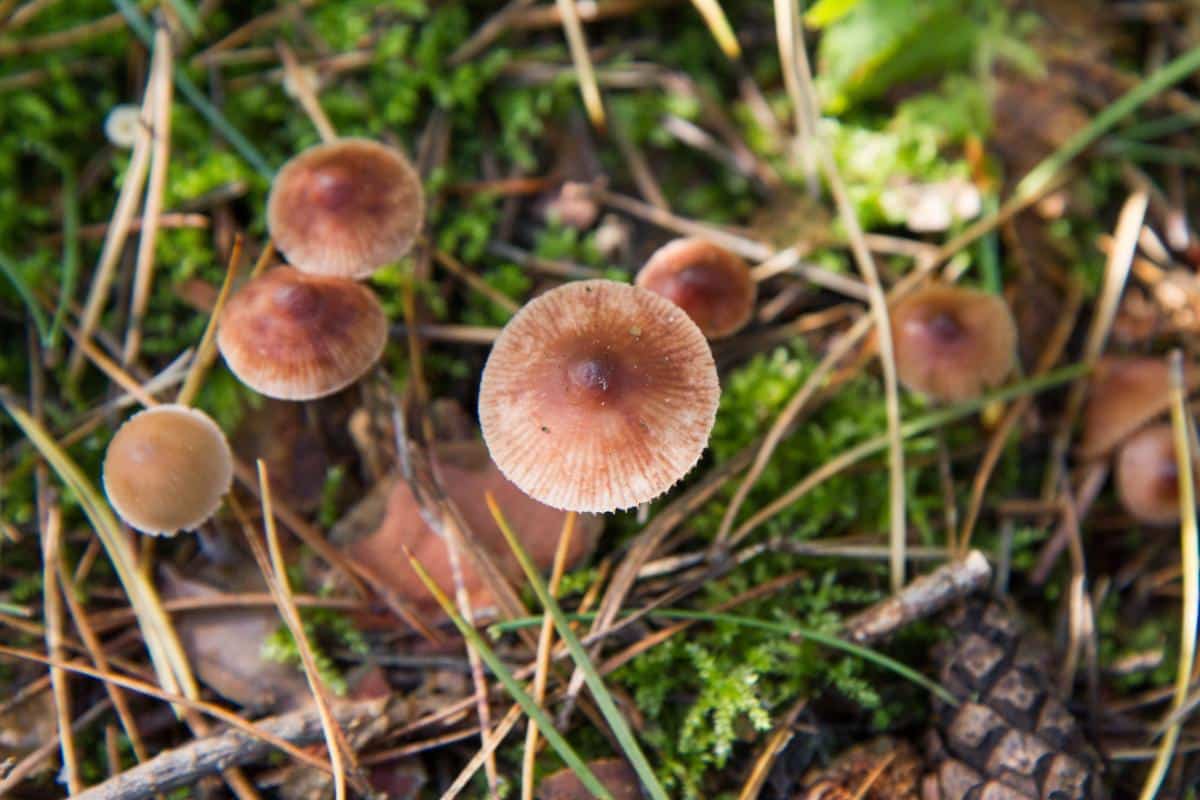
[0,250,49,344]
[0,394,197,703]
[402,546,614,800]
[652,609,958,706]
[491,609,957,706]
[1138,352,1200,799]
[112,0,274,179]
[23,143,79,352]
[1013,44,1200,204]
[164,0,202,36]
[487,496,670,800]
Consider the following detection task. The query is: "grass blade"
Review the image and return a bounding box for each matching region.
[20,142,79,352]
[0,250,49,344]
[690,0,741,59]
[491,609,957,707]
[487,494,670,800]
[1138,351,1199,799]
[402,546,614,800]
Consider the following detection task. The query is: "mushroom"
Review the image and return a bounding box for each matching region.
[216,266,387,401]
[102,404,234,535]
[478,280,720,513]
[1079,356,1197,460]
[1115,423,1194,525]
[536,759,640,800]
[346,441,599,614]
[635,237,755,339]
[889,284,1017,403]
[267,138,425,280]
[103,104,142,149]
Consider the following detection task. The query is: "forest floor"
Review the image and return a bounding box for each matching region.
[3,1,1200,798]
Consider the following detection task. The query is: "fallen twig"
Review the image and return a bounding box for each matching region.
[71,699,388,800]
[842,550,992,646]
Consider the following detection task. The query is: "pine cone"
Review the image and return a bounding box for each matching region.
[924,601,1105,800]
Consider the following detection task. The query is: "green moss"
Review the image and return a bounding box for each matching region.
[262,589,369,696]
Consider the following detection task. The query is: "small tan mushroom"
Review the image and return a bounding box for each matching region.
[346,441,598,614]
[267,138,424,279]
[1079,356,1198,460]
[889,284,1017,403]
[536,758,640,800]
[478,280,720,512]
[102,405,233,535]
[635,237,755,339]
[1115,423,1194,525]
[217,266,386,401]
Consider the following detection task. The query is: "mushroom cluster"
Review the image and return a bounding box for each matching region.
[1080,356,1199,525]
[102,137,424,535]
[219,138,424,401]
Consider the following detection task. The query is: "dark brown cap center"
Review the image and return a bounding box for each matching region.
[310,167,357,211]
[925,309,965,344]
[567,354,620,405]
[273,281,321,317]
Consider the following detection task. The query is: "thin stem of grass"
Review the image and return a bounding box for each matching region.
[401,545,614,800]
[20,142,79,353]
[487,493,669,800]
[243,466,353,800]
[41,504,82,795]
[122,24,173,366]
[788,19,907,592]
[555,0,606,129]
[689,0,740,59]
[522,512,577,800]
[177,235,243,406]
[0,249,49,344]
[1138,351,1199,799]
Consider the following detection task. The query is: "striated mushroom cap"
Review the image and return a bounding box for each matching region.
[217,266,386,401]
[889,284,1017,403]
[1079,356,1199,460]
[102,405,233,535]
[347,441,599,614]
[635,237,756,339]
[478,280,720,513]
[267,138,424,279]
[536,759,641,800]
[1115,423,1193,525]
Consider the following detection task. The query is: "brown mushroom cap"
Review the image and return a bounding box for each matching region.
[889,284,1017,403]
[536,758,640,800]
[217,266,386,401]
[346,441,599,614]
[1079,356,1199,459]
[102,405,233,535]
[635,237,755,339]
[1115,423,1193,525]
[267,138,424,279]
[478,280,720,513]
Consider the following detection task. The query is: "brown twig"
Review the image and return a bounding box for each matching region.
[841,550,992,646]
[70,699,388,800]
